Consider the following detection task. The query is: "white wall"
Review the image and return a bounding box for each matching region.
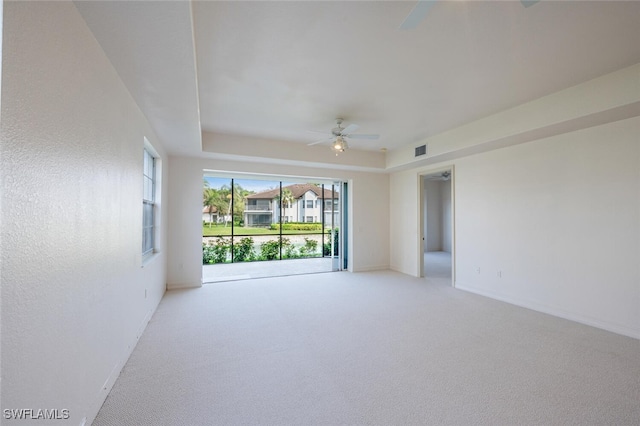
[424,180,442,251]
[386,63,640,170]
[390,171,421,276]
[168,154,390,288]
[422,178,452,253]
[423,179,453,253]
[203,132,386,172]
[454,117,639,338]
[390,63,640,339]
[391,117,640,338]
[441,179,452,253]
[1,2,168,424]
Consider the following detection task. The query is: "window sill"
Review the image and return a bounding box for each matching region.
[142,251,161,268]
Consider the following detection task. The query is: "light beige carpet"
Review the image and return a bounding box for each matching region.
[93,270,640,425]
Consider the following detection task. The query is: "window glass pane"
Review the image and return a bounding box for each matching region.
[142,229,148,253]
[143,202,153,227]
[202,236,232,264]
[143,226,153,254]
[143,150,149,176]
[143,147,156,256]
[145,150,155,178]
[203,177,341,268]
[202,177,232,239]
[143,176,153,201]
[234,178,280,237]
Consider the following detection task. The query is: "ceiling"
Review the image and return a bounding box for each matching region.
[77,0,640,156]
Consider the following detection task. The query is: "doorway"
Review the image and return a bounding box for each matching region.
[420,169,454,286]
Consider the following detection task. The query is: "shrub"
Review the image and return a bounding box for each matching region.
[233,237,256,262]
[202,237,230,264]
[270,222,322,231]
[299,237,318,257]
[323,229,339,256]
[212,237,230,263]
[203,242,215,264]
[281,238,298,259]
[260,239,280,261]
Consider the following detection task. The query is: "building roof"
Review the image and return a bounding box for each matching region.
[202,205,218,214]
[246,183,337,200]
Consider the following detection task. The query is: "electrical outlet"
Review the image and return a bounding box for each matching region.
[497,270,502,278]
[144,288,147,299]
[476,267,481,274]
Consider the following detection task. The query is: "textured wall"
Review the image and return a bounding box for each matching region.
[1,2,168,424]
[390,64,640,339]
[454,117,640,338]
[390,171,420,276]
[167,155,390,288]
[390,116,640,338]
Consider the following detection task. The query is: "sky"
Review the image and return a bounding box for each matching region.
[204,177,297,194]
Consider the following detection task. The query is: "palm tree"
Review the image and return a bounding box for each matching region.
[203,181,253,227]
[203,186,228,228]
[276,188,295,223]
[230,183,250,226]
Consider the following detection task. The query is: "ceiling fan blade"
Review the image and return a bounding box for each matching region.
[307,137,332,146]
[346,134,380,140]
[399,1,437,30]
[521,0,541,8]
[341,123,359,135]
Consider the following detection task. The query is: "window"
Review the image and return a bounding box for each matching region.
[306,216,313,223]
[143,148,156,256]
[306,200,313,208]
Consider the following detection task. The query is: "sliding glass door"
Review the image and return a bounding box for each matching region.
[202,175,344,281]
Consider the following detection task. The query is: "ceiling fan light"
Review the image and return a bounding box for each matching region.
[332,136,347,155]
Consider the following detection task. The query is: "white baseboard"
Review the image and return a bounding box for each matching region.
[455,282,640,340]
[84,305,159,425]
[168,281,203,290]
[352,264,390,272]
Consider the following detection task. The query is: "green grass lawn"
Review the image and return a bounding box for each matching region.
[203,225,326,237]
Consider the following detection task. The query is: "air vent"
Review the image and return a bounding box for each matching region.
[415,144,427,157]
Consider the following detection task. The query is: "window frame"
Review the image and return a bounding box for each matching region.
[142,141,160,261]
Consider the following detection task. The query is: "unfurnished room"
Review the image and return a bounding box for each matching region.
[1,1,639,425]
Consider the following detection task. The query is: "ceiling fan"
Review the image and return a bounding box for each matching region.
[308,118,380,155]
[400,0,541,30]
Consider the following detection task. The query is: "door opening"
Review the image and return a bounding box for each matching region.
[201,172,345,283]
[420,169,454,286]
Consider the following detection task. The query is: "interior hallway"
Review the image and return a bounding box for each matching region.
[424,251,452,285]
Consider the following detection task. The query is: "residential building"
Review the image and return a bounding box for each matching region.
[244,183,339,226]
[202,205,218,223]
[202,205,231,224]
